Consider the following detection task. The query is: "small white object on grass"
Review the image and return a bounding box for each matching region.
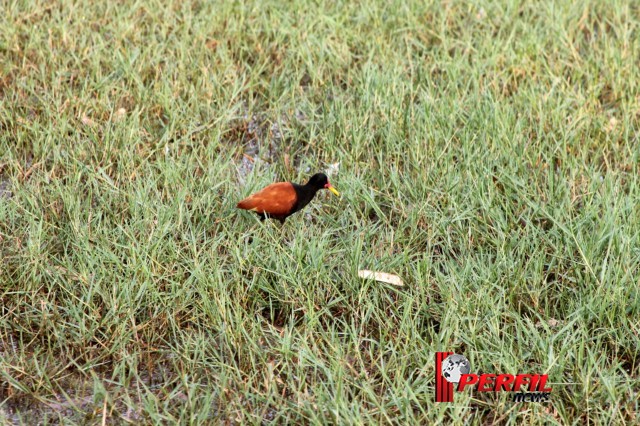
[115,108,127,121]
[326,162,340,177]
[358,270,403,286]
[81,114,95,127]
[535,318,559,328]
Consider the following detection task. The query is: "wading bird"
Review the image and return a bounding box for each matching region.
[237,173,340,224]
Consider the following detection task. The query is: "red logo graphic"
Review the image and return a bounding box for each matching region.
[435,352,552,403]
[435,351,454,402]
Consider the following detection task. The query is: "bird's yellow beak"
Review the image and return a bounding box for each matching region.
[327,185,340,196]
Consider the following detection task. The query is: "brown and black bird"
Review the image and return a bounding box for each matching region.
[237,173,340,223]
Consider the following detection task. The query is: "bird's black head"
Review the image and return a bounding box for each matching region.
[306,173,329,189]
[306,173,340,196]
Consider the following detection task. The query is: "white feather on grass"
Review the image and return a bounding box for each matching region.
[358,270,403,287]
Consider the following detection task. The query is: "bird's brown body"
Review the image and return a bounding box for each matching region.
[237,173,339,223]
[236,182,298,222]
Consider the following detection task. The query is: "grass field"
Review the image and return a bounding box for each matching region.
[1,0,640,424]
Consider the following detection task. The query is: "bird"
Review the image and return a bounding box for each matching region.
[237,173,340,224]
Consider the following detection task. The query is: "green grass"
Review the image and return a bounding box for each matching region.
[1,0,639,423]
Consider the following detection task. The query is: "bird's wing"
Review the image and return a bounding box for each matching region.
[237,182,297,215]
